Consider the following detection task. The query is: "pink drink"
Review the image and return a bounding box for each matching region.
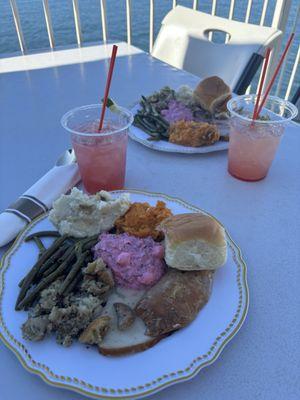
[227,95,297,182]
[228,121,283,181]
[62,105,133,194]
[72,122,127,193]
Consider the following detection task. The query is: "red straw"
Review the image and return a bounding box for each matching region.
[255,33,295,118]
[252,48,271,121]
[98,44,118,131]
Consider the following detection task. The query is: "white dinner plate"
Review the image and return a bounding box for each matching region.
[0,190,248,399]
[129,104,229,154]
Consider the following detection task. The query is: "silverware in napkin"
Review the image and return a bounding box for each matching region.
[0,149,79,248]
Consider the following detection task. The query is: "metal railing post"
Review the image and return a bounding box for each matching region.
[263,0,293,92]
[126,0,132,45]
[193,0,199,10]
[72,0,83,46]
[285,45,300,100]
[228,0,236,20]
[42,0,55,49]
[275,3,300,98]
[209,0,217,41]
[259,0,269,26]
[226,0,236,43]
[245,0,253,23]
[100,0,108,42]
[172,0,177,9]
[149,0,154,53]
[211,0,217,16]
[9,0,26,54]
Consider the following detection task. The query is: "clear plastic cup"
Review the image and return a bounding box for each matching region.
[61,104,133,194]
[227,95,298,181]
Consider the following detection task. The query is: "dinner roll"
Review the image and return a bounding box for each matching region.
[193,76,231,114]
[160,213,227,271]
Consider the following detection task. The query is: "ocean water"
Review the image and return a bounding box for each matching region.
[0,0,299,99]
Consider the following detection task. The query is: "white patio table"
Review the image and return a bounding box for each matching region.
[0,42,299,400]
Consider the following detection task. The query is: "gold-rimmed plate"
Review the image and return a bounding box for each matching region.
[0,190,248,399]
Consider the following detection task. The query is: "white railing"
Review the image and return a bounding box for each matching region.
[7,0,300,102]
[100,0,108,43]
[149,0,154,53]
[9,0,26,53]
[72,0,82,47]
[42,0,54,49]
[126,0,132,45]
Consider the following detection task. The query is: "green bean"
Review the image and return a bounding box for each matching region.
[79,234,97,247]
[82,239,98,252]
[135,103,171,142]
[37,243,70,276]
[42,246,75,278]
[141,96,152,113]
[146,116,168,133]
[58,249,89,295]
[153,115,169,129]
[134,121,160,138]
[140,117,158,132]
[32,236,46,256]
[133,114,145,126]
[63,271,83,296]
[25,231,60,242]
[148,102,160,116]
[16,235,68,309]
[16,255,72,310]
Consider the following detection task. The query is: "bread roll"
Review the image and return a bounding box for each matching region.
[193,76,231,114]
[160,213,227,271]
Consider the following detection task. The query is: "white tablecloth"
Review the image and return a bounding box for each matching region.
[0,42,299,400]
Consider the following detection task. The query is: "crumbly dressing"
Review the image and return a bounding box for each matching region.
[21,259,114,346]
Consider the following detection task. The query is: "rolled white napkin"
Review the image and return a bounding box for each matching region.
[0,163,80,247]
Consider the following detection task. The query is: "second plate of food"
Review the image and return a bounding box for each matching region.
[129,77,231,154]
[130,105,229,154]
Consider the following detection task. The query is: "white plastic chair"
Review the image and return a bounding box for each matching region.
[152,6,282,93]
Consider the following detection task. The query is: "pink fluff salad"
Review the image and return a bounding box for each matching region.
[161,100,193,123]
[93,233,166,289]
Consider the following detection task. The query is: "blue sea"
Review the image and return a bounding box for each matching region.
[0,0,299,98]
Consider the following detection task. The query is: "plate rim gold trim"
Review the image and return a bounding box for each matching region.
[0,189,249,399]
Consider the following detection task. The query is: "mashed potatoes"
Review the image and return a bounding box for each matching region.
[49,188,130,237]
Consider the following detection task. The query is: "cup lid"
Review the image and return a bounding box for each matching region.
[227,94,298,124]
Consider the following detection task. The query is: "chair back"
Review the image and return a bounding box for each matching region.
[152,6,282,89]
